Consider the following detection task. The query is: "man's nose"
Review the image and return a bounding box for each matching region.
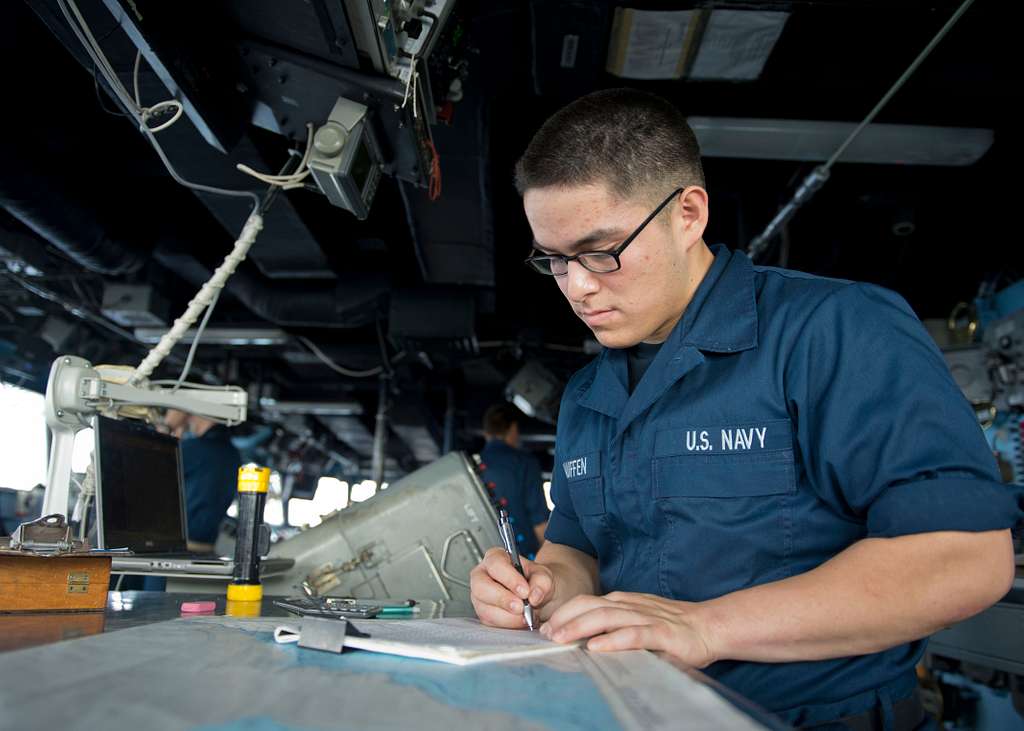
[565,260,599,302]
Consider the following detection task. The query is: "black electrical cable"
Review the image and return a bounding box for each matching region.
[258,154,303,215]
[375,318,394,378]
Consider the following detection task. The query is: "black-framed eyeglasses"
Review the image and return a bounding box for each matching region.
[524,187,684,276]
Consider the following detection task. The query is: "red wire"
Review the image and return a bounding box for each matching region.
[426,138,442,200]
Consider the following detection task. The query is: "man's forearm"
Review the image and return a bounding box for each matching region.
[694,530,1014,664]
[535,542,600,620]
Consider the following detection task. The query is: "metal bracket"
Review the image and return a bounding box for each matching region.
[67,572,90,594]
[298,617,349,653]
[296,617,370,653]
[439,529,482,590]
[8,514,83,554]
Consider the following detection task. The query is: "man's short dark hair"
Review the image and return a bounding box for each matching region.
[483,403,521,438]
[514,88,705,204]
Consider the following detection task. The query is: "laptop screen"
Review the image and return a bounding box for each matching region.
[95,415,188,553]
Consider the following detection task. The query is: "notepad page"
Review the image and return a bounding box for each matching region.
[342,617,583,665]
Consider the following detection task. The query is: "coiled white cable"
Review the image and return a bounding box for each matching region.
[130,212,263,384]
[132,50,184,133]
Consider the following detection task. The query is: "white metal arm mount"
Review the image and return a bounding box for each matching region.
[41,355,248,519]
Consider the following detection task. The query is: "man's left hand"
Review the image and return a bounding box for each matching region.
[539,591,717,668]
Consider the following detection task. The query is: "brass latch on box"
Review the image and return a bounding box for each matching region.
[67,572,90,594]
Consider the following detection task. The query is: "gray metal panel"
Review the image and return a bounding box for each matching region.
[221,0,361,68]
[259,452,501,601]
[928,602,1024,676]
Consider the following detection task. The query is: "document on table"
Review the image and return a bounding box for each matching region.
[274,617,584,666]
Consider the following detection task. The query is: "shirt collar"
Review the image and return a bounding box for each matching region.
[573,245,758,418]
[672,243,758,355]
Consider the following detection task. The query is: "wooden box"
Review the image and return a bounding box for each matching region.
[0,554,111,612]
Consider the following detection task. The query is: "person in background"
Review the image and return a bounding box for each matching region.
[163,409,241,553]
[480,403,550,560]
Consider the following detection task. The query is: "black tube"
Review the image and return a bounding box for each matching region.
[243,37,408,104]
[0,166,147,276]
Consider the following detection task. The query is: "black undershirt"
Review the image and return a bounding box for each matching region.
[627,341,662,393]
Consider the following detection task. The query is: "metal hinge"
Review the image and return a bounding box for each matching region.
[305,547,375,596]
[67,572,90,594]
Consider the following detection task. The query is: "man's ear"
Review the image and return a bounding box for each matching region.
[676,186,709,250]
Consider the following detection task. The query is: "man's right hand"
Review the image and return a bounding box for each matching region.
[470,547,555,628]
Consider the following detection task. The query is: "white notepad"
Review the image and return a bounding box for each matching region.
[274,617,584,666]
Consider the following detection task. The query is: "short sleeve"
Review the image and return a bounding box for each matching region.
[522,454,551,526]
[544,393,599,556]
[785,282,1023,537]
[544,486,597,555]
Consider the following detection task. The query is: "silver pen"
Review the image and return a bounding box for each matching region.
[497,508,535,630]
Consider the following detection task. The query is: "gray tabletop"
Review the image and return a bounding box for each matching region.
[0,591,787,730]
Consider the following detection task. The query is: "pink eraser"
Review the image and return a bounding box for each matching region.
[180,601,217,613]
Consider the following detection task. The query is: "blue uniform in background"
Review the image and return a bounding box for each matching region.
[139,424,241,590]
[181,425,241,546]
[481,439,549,559]
[547,244,1023,727]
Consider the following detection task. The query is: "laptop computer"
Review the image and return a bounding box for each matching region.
[93,415,291,578]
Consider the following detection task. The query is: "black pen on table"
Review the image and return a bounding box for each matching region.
[497,508,535,631]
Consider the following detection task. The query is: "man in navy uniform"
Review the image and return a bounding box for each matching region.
[479,403,550,559]
[164,409,240,552]
[469,89,1022,729]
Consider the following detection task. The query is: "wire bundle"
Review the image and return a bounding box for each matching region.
[131,214,263,385]
[427,138,442,201]
[236,123,315,190]
[57,0,261,218]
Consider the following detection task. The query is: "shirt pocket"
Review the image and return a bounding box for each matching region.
[652,422,796,601]
[568,476,605,515]
[564,455,623,590]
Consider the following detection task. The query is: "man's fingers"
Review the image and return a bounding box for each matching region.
[470,565,529,628]
[482,548,530,599]
[541,594,609,636]
[522,558,554,606]
[587,624,663,653]
[605,591,664,606]
[551,605,656,644]
[471,548,542,629]
[471,594,529,629]
[471,567,524,611]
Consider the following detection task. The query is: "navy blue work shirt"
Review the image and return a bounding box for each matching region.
[547,244,1023,726]
[181,425,241,546]
[481,439,550,559]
